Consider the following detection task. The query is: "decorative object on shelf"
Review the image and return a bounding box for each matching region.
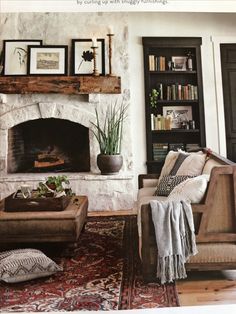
[91,101,128,174]
[28,45,68,75]
[91,38,99,76]
[107,26,115,76]
[149,88,159,108]
[71,39,105,75]
[20,184,32,199]
[2,39,42,75]
[186,51,194,71]
[171,56,187,71]
[163,106,192,129]
[151,114,172,131]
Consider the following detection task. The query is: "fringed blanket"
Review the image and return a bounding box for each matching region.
[150,200,198,284]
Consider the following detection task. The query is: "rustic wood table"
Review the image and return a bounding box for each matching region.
[0,195,88,245]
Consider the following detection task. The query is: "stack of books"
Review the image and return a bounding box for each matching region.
[153,143,168,161]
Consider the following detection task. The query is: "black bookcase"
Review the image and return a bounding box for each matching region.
[142,37,206,173]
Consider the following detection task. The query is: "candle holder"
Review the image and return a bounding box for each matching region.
[107,33,115,76]
[91,46,99,76]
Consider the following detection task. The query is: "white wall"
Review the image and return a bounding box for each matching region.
[1,11,236,200]
[128,12,236,185]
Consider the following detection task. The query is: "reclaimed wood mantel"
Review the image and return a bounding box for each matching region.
[0,75,121,95]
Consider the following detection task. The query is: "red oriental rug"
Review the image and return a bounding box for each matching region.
[0,215,179,312]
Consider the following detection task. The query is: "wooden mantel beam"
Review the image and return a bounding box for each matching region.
[0,75,121,95]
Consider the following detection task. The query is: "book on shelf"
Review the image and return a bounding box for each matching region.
[152,143,168,161]
[169,143,185,151]
[149,55,166,71]
[165,83,198,101]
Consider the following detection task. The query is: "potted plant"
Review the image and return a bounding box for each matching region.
[91,102,128,175]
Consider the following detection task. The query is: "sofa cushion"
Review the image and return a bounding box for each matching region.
[187,243,236,264]
[167,174,209,203]
[159,150,206,181]
[0,248,62,283]
[175,151,207,176]
[169,153,189,175]
[154,175,194,196]
[159,150,179,180]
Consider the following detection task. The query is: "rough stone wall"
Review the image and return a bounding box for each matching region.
[0,12,134,211]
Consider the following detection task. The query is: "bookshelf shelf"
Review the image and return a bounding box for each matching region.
[152,129,200,133]
[150,70,197,75]
[143,37,206,174]
[154,100,198,104]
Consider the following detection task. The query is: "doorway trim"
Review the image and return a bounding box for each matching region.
[211,36,236,157]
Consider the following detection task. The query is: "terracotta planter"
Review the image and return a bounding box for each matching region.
[97,154,123,175]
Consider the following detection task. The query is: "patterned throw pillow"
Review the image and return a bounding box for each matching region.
[0,248,62,283]
[154,175,195,196]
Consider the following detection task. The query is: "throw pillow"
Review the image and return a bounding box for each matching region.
[154,175,195,196]
[175,151,207,176]
[169,152,189,175]
[167,174,210,203]
[158,150,180,181]
[0,248,62,283]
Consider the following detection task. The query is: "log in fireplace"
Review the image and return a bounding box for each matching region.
[7,118,90,173]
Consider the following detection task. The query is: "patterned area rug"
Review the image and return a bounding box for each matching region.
[0,215,179,312]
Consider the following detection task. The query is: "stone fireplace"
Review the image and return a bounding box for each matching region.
[0,94,134,211]
[0,12,134,211]
[8,118,90,173]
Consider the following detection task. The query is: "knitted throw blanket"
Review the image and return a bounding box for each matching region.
[150,200,198,284]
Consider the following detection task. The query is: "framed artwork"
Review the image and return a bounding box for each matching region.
[28,45,68,75]
[171,56,187,71]
[2,39,42,75]
[163,106,192,129]
[71,39,105,75]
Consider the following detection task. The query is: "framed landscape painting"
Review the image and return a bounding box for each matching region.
[3,39,42,75]
[28,45,68,75]
[71,39,105,75]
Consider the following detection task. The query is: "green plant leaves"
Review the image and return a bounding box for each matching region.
[91,102,128,155]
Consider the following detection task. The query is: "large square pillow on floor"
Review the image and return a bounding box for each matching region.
[0,248,62,283]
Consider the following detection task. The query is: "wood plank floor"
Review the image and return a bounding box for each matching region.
[89,210,236,307]
[177,270,236,306]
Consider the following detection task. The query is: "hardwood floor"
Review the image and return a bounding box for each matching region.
[177,270,236,306]
[89,210,236,307]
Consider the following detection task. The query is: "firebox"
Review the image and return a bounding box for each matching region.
[7,118,90,173]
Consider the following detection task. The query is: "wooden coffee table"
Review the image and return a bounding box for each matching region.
[0,195,88,245]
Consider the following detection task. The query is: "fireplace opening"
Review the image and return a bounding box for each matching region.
[7,118,90,173]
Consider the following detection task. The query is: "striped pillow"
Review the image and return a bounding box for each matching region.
[154,175,195,196]
[0,248,62,283]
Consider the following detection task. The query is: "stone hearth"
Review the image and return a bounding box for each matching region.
[0,93,134,211]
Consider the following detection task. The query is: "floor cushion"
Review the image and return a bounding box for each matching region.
[0,248,62,283]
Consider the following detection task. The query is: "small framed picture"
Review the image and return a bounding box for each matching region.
[2,39,42,75]
[71,39,105,75]
[171,56,187,71]
[28,45,68,75]
[163,106,192,129]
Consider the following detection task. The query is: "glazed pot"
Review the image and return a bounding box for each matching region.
[97,154,123,175]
